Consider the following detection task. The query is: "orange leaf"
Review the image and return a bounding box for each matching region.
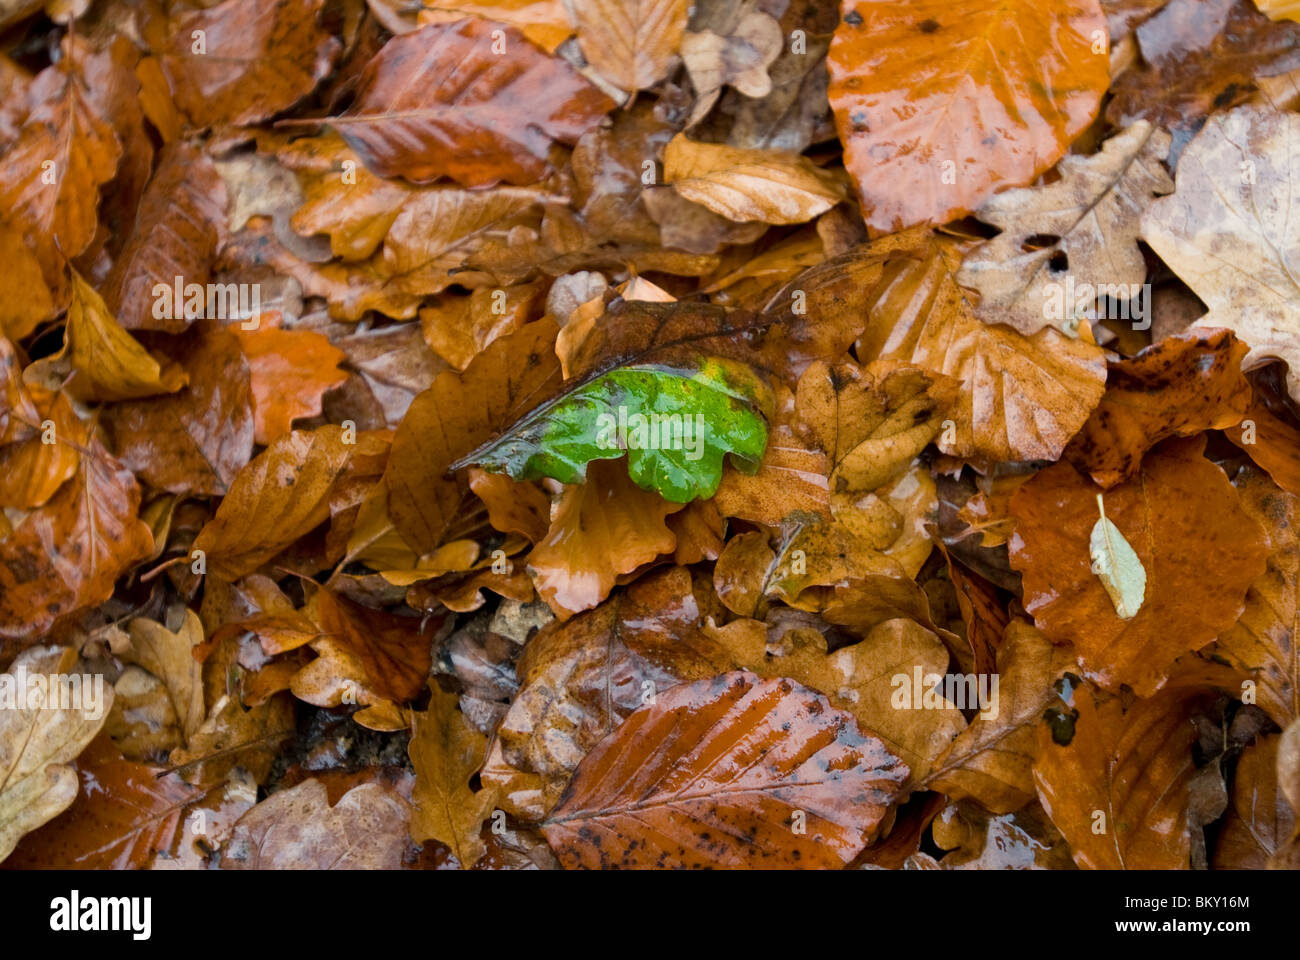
[233,326,347,445]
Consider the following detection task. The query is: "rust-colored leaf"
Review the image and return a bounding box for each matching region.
[541,671,908,868]
[1009,436,1270,695]
[827,0,1109,231]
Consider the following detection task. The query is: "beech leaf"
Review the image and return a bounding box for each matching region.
[1089,494,1147,620]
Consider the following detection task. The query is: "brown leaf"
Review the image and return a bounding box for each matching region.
[955,121,1174,335]
[0,386,82,509]
[384,319,562,554]
[1009,436,1270,695]
[858,234,1107,463]
[1141,105,1300,404]
[527,459,681,619]
[106,322,254,497]
[663,134,845,225]
[101,142,227,333]
[1213,733,1297,868]
[409,685,498,868]
[191,424,363,580]
[1034,684,1210,869]
[1217,467,1300,728]
[330,19,613,186]
[541,671,908,868]
[0,38,121,286]
[1108,0,1300,130]
[488,566,732,818]
[124,609,206,743]
[0,646,111,863]
[289,588,433,729]
[572,0,688,92]
[926,621,1075,813]
[0,442,153,654]
[221,778,410,869]
[1066,330,1253,487]
[3,733,203,869]
[152,0,339,128]
[233,325,347,445]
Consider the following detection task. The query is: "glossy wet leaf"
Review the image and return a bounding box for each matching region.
[330,19,613,186]
[827,0,1109,231]
[541,671,909,868]
[1009,436,1270,695]
[0,647,111,863]
[457,360,768,503]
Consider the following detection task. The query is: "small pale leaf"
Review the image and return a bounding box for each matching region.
[1089,494,1147,620]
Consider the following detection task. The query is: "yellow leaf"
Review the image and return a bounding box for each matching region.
[664,134,846,225]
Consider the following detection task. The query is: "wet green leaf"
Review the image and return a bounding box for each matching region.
[454,360,768,503]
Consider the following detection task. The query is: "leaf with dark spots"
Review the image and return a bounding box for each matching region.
[1065,330,1253,488]
[541,671,908,869]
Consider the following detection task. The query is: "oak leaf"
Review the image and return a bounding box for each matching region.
[124,610,206,743]
[409,685,498,868]
[0,647,111,863]
[527,459,682,619]
[1142,106,1300,403]
[955,122,1174,335]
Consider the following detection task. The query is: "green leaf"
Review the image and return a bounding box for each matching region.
[1088,494,1147,620]
[453,359,769,503]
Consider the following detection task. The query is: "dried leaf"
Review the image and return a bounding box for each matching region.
[572,0,688,92]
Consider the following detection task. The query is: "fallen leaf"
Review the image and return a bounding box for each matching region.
[100,141,228,333]
[1034,684,1211,868]
[233,326,347,445]
[0,442,153,653]
[3,732,205,869]
[409,685,498,868]
[527,459,681,619]
[1089,493,1147,620]
[1066,330,1253,487]
[663,134,845,225]
[0,647,111,863]
[124,609,206,743]
[384,319,562,554]
[955,122,1174,335]
[105,322,255,497]
[151,0,339,128]
[827,0,1109,231]
[1217,467,1300,728]
[571,0,688,93]
[1009,436,1270,694]
[858,234,1108,462]
[1141,105,1300,403]
[541,671,908,868]
[926,622,1076,813]
[329,20,613,186]
[221,778,410,869]
[1213,732,1297,868]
